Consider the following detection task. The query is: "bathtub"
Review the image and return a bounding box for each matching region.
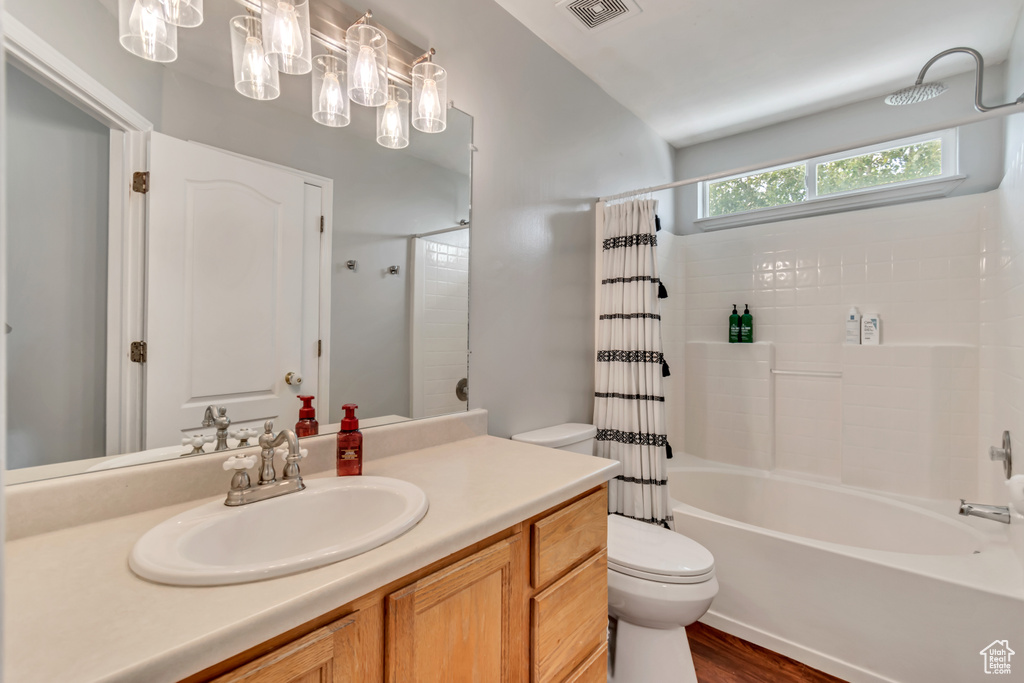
[669,458,1024,683]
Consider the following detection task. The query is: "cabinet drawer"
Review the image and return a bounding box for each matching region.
[564,643,608,683]
[531,550,608,683]
[531,488,607,589]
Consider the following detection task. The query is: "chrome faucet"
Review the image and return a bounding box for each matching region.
[959,499,1011,524]
[222,421,306,506]
[203,405,232,451]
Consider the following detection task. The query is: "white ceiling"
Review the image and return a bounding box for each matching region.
[493,0,1024,147]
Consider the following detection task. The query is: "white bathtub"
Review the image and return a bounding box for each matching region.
[669,459,1024,683]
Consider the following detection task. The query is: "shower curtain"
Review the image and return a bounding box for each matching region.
[594,199,673,528]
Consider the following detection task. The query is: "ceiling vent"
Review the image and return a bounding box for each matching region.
[556,0,642,33]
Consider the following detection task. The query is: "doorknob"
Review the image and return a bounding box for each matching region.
[285,372,303,386]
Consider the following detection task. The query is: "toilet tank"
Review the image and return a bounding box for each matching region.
[510,423,598,455]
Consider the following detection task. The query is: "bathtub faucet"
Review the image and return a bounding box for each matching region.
[959,499,1010,524]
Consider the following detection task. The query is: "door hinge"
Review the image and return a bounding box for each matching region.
[132,171,149,194]
[320,215,324,233]
[130,341,147,363]
[317,339,322,357]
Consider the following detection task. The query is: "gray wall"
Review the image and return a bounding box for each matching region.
[672,66,1008,234]
[372,0,675,437]
[6,0,675,440]
[5,62,109,468]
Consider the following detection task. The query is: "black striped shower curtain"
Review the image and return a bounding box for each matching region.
[594,199,673,528]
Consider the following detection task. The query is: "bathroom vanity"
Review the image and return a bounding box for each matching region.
[196,485,609,683]
[4,411,619,683]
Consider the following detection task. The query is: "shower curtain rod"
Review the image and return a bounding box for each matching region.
[411,222,471,239]
[598,106,1018,203]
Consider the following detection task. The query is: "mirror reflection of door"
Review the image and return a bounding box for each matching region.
[144,133,327,448]
[5,63,330,467]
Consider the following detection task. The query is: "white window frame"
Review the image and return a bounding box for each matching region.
[696,129,964,231]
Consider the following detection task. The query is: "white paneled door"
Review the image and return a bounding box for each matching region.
[145,133,321,448]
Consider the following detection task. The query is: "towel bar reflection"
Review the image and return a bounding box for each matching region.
[770,370,843,379]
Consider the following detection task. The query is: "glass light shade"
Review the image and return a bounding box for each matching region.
[119,0,178,63]
[158,0,202,28]
[230,16,280,101]
[412,62,447,133]
[377,84,410,149]
[312,54,350,127]
[261,0,312,75]
[346,23,388,107]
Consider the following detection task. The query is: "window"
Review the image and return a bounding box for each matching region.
[697,130,962,230]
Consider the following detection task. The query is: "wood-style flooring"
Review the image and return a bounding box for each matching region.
[686,622,848,683]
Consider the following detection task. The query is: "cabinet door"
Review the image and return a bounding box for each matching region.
[212,608,382,683]
[386,535,525,683]
[211,626,333,683]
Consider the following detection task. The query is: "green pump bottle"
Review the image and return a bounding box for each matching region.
[729,305,740,343]
[740,305,754,343]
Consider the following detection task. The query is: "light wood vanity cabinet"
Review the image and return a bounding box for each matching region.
[194,486,607,683]
[387,535,526,682]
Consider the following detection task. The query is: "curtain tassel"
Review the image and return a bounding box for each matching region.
[655,215,662,232]
[658,281,668,299]
[662,360,671,377]
[666,441,673,459]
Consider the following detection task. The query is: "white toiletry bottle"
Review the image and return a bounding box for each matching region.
[845,307,861,345]
[861,313,880,345]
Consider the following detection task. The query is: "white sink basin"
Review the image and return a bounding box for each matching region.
[129,476,428,586]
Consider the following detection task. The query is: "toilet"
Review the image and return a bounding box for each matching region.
[607,514,717,682]
[510,423,718,683]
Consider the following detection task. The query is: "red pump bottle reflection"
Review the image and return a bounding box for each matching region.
[295,395,319,437]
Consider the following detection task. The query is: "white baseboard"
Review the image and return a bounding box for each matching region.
[699,610,902,683]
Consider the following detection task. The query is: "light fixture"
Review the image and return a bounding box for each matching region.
[262,0,312,75]
[158,0,203,28]
[347,13,388,107]
[312,52,350,127]
[411,49,447,134]
[119,0,177,63]
[377,83,410,149]
[885,47,1024,112]
[116,0,452,150]
[230,14,280,101]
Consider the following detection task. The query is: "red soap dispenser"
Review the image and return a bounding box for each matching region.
[295,395,319,437]
[336,404,363,476]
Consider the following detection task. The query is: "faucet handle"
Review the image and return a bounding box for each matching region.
[223,454,257,471]
[182,434,215,454]
[223,454,256,497]
[230,427,258,446]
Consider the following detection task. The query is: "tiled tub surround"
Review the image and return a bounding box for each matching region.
[3,410,621,682]
[684,342,774,471]
[679,340,979,499]
[660,194,992,500]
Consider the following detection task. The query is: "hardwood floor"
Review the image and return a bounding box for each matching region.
[686,622,848,683]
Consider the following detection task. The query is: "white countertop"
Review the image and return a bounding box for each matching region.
[5,435,619,683]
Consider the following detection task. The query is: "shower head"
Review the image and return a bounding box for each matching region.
[884,47,1024,112]
[884,81,948,106]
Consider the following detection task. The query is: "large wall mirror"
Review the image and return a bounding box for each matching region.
[4,0,472,484]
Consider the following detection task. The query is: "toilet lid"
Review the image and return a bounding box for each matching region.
[607,514,714,579]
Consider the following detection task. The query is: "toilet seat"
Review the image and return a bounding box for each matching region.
[608,514,715,584]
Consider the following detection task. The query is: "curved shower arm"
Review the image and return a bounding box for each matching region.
[916,46,1024,112]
